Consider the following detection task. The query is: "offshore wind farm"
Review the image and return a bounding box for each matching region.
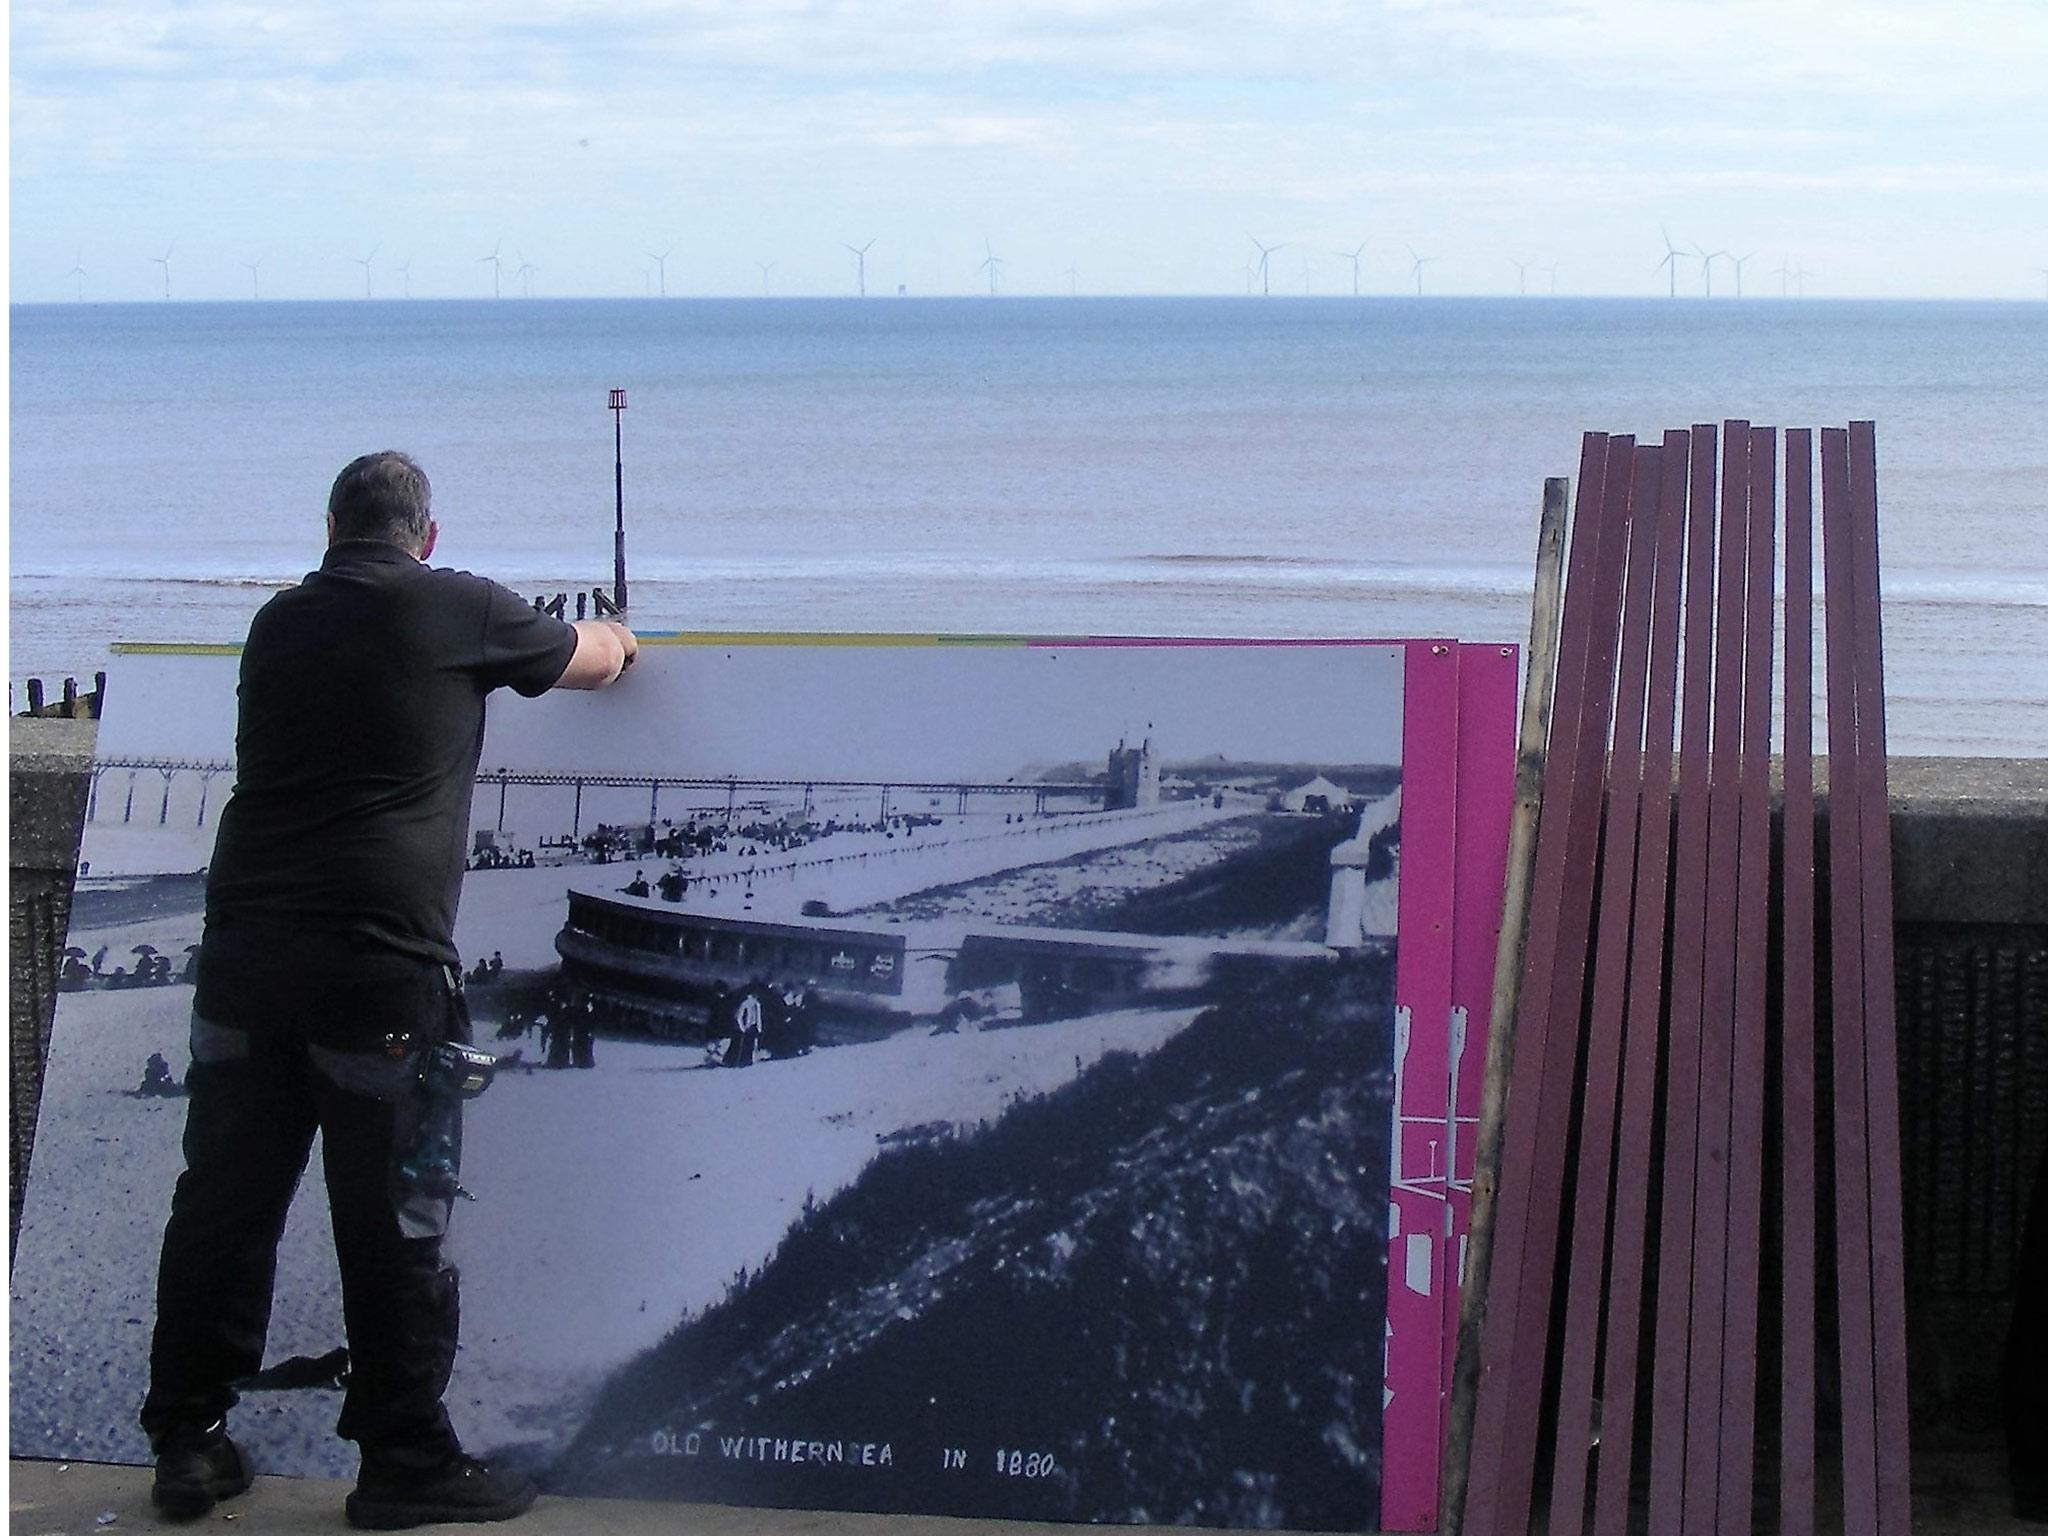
[25,228,2048,304]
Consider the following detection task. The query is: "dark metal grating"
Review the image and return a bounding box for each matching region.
[1895,928,2048,1299]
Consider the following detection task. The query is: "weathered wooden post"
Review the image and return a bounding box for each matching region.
[1442,473,1570,1536]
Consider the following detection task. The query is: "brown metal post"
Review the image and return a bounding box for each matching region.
[1680,422,1754,1532]
[1718,425,1779,1535]
[1779,428,1819,1536]
[1591,430,1694,1536]
[1648,424,1723,1536]
[1821,425,1880,1535]
[1546,443,1667,1531]
[1487,438,1637,1536]
[1848,420,1913,1536]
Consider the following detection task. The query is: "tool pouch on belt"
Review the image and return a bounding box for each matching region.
[313,964,495,1241]
[390,966,501,1238]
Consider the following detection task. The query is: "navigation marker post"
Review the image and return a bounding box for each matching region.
[609,387,629,613]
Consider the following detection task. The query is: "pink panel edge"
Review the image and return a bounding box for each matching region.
[1380,640,1461,1531]
[1440,647,1521,1476]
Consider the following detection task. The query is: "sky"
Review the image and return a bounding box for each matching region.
[8,0,2048,303]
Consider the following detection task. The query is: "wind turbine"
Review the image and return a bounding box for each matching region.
[1775,258,1793,297]
[1247,235,1286,297]
[1655,227,1685,296]
[1405,244,1439,296]
[1063,264,1079,295]
[395,257,412,298]
[648,247,672,297]
[152,245,174,300]
[242,259,262,300]
[979,239,1005,296]
[1510,256,1535,295]
[843,239,875,297]
[1544,262,1560,295]
[1334,241,1367,295]
[1730,251,1756,297]
[68,253,87,301]
[480,239,504,298]
[515,255,538,298]
[2037,267,2048,298]
[1692,244,1726,297]
[351,242,379,298]
[757,260,776,296]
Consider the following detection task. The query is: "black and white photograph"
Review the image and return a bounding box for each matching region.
[13,636,1411,1531]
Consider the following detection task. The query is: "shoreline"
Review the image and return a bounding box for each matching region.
[16,564,2048,756]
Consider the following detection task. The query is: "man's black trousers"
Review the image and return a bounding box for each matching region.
[140,1009,464,1464]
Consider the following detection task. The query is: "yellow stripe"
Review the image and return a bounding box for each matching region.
[633,632,1040,648]
[110,643,244,656]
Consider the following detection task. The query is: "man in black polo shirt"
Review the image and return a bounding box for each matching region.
[140,451,636,1528]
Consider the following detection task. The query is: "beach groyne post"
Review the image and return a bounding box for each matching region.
[11,672,106,721]
[609,386,629,612]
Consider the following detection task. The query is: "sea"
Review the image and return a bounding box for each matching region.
[9,296,2047,755]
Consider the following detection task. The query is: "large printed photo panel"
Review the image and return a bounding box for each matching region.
[14,635,1450,1532]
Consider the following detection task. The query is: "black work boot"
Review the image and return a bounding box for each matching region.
[150,1420,253,1520]
[345,1452,537,1529]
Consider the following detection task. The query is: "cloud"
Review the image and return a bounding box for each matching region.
[1390,0,2048,108]
[11,0,2047,298]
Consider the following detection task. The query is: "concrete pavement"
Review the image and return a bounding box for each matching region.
[11,1452,2042,1535]
[10,1459,1250,1535]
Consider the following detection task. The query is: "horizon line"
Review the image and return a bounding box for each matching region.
[13,292,2043,307]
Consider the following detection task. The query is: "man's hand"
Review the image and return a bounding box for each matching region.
[555,620,638,690]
